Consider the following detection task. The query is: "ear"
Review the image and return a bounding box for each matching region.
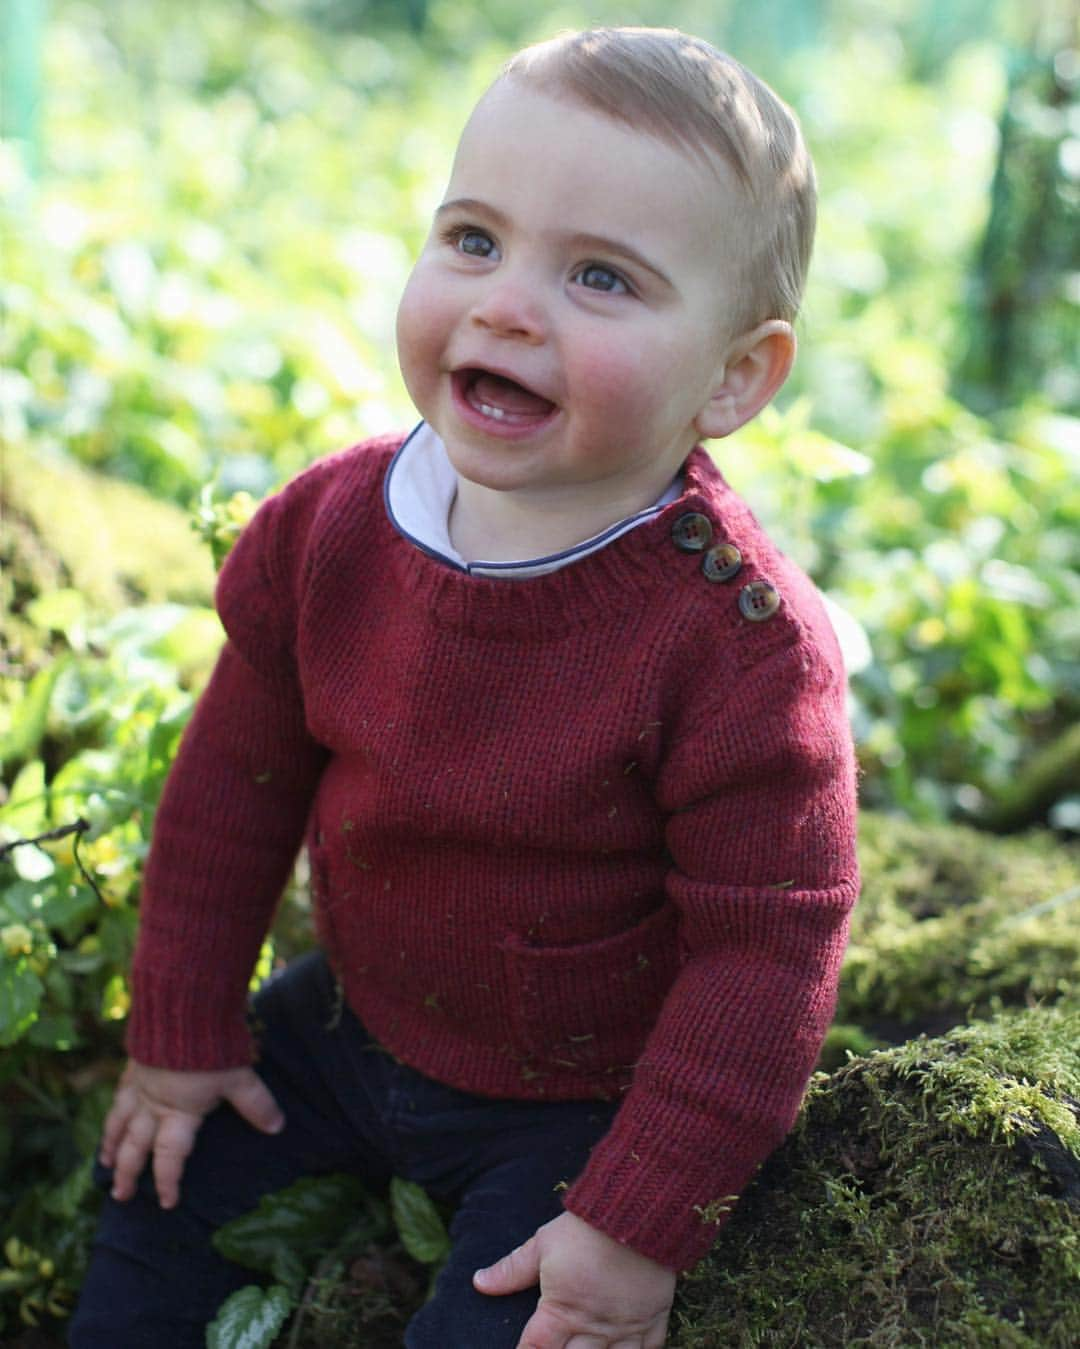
[693,320,796,440]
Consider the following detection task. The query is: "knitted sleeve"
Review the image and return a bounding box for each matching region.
[562,636,859,1271]
[125,487,328,1069]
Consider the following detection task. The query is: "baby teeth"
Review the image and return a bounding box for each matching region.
[478,402,505,420]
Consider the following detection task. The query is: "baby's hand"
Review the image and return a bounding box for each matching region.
[474,1209,675,1348]
[101,1060,284,1209]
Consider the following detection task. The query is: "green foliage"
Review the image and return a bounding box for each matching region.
[389,1177,452,1267]
[0,603,209,1335]
[0,1236,75,1329]
[671,1005,1080,1348]
[0,456,313,1336]
[192,485,259,570]
[211,1174,378,1293]
[725,396,1080,820]
[207,1285,293,1349]
[1,0,470,506]
[206,1173,448,1349]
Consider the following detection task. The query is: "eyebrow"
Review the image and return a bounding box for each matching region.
[436,196,674,289]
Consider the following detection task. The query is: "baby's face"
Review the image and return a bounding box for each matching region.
[396,80,742,515]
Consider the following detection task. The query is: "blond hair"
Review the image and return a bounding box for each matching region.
[501,27,816,335]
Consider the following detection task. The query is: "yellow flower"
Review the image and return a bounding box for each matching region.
[83,835,121,870]
[1,924,34,958]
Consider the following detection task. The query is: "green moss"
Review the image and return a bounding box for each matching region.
[3,445,214,613]
[838,813,1080,1039]
[671,1004,1080,1348]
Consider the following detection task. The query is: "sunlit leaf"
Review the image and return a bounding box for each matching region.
[0,761,49,835]
[0,666,65,772]
[25,589,90,639]
[100,973,131,1022]
[788,430,872,482]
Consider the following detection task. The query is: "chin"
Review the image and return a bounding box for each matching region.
[445,451,534,494]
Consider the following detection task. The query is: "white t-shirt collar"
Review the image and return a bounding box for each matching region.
[382,420,679,580]
[383,422,681,579]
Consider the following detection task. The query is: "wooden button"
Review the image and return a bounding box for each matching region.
[671,512,713,553]
[738,580,781,621]
[701,543,742,583]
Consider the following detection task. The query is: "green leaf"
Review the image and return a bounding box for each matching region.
[0,759,48,835]
[148,606,222,674]
[25,588,90,639]
[390,1177,451,1265]
[206,1284,293,1349]
[0,880,43,924]
[41,885,100,942]
[0,959,44,1048]
[0,663,65,771]
[42,1156,95,1219]
[27,1012,81,1051]
[211,1173,368,1294]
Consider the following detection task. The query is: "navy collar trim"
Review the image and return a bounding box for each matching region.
[383,422,679,580]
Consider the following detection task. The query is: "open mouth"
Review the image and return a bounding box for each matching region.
[452,367,557,426]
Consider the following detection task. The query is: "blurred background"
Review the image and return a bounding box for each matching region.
[0,3,1078,1339]
[2,0,1077,826]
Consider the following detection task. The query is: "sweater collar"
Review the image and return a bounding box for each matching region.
[383,422,681,579]
[379,434,754,640]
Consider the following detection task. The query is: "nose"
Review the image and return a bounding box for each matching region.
[469,274,547,343]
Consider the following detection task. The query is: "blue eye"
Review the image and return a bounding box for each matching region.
[576,264,628,294]
[455,229,496,258]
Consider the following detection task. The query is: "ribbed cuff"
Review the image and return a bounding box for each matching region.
[562,1102,769,1271]
[125,970,254,1070]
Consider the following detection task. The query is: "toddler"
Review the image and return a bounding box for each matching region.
[71,26,859,1349]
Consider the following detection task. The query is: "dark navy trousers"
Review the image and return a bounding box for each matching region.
[69,951,619,1347]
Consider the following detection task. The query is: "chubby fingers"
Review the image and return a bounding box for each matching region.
[567,1336,663,1349]
[223,1069,285,1136]
[572,1340,657,1349]
[515,1310,619,1348]
[149,1109,203,1209]
[473,1233,542,1297]
[99,1073,139,1170]
[107,1105,203,1209]
[519,1322,664,1349]
[109,1107,157,1203]
[517,1318,655,1348]
[524,1331,607,1349]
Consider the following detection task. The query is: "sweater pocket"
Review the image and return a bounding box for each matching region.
[500,903,680,1076]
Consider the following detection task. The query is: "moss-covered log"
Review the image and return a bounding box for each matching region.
[2,445,213,615]
[823,812,1080,1065]
[670,1004,1080,1348]
[981,723,1080,834]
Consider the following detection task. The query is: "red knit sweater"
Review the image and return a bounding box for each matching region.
[127,431,859,1271]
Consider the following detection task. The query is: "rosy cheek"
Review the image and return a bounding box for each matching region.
[572,344,666,445]
[396,273,446,391]
[571,343,649,406]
